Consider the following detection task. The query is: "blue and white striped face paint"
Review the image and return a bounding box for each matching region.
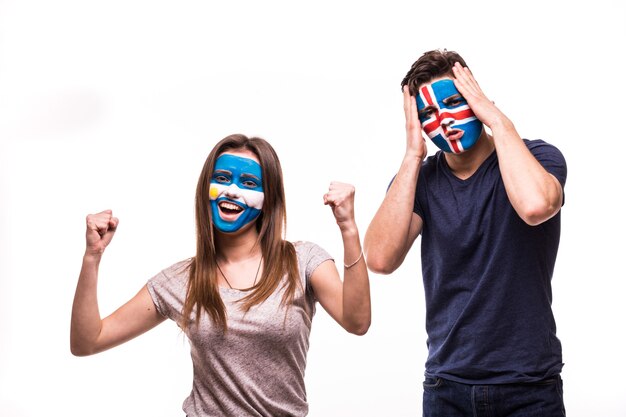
[209,153,264,233]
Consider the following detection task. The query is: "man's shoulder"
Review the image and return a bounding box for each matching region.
[523,139,565,159]
[524,138,548,146]
[523,138,560,152]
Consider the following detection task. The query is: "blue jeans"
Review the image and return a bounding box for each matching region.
[423,376,566,417]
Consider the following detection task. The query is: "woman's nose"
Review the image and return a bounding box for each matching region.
[225,183,241,197]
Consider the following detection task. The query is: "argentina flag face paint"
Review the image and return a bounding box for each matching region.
[209,153,264,233]
[416,79,483,154]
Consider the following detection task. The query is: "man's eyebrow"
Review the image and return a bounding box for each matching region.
[442,94,462,104]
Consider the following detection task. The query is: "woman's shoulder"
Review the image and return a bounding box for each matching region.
[149,258,192,289]
[146,258,192,320]
[161,258,193,277]
[291,240,334,267]
[292,240,323,254]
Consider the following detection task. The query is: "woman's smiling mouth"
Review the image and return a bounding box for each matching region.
[218,200,244,215]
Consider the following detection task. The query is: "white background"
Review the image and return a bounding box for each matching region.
[1,1,624,416]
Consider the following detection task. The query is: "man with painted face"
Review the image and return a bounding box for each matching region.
[365,49,567,416]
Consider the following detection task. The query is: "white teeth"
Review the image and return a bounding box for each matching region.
[219,202,243,212]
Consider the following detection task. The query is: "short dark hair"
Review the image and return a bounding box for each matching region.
[401,49,469,96]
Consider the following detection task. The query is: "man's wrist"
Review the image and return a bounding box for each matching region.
[487,114,514,134]
[402,152,424,168]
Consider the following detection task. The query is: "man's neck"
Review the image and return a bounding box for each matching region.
[444,131,495,180]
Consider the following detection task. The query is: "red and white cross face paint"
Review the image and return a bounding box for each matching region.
[416,79,483,154]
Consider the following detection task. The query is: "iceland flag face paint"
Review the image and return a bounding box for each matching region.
[209,153,264,233]
[416,79,483,154]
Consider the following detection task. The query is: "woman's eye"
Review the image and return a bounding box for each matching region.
[214,175,230,183]
[242,180,259,188]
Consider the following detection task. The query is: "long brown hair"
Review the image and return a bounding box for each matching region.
[182,134,300,331]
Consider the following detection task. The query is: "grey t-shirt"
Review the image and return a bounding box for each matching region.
[147,241,333,417]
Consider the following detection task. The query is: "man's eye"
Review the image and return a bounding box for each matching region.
[445,97,464,107]
[419,109,434,119]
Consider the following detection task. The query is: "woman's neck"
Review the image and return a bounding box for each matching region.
[214,225,261,264]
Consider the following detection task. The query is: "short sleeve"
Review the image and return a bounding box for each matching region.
[146,259,191,324]
[526,139,567,188]
[525,139,567,205]
[413,154,439,218]
[294,241,333,283]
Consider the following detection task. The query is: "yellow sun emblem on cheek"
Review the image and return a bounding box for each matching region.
[209,185,219,200]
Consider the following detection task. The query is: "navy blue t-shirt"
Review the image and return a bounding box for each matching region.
[413,139,567,384]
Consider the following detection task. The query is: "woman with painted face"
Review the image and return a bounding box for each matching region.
[70,134,371,417]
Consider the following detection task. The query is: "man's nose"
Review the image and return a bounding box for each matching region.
[440,114,455,129]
